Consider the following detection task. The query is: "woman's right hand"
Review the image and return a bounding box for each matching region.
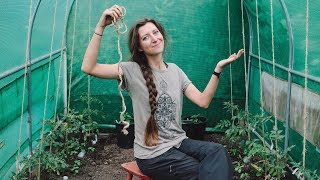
[97,5,123,29]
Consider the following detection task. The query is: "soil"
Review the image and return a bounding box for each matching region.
[59,133,293,180]
[68,133,135,180]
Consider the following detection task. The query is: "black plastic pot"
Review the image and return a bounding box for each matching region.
[115,122,134,149]
[182,116,207,140]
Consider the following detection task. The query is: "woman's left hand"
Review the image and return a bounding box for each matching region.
[215,49,244,72]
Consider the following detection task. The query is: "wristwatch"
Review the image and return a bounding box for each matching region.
[212,71,221,78]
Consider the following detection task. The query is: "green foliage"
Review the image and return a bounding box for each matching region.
[233,160,250,180]
[12,95,100,179]
[215,102,250,142]
[291,161,320,179]
[122,112,134,123]
[189,114,202,124]
[240,172,249,180]
[216,101,305,179]
[11,150,68,179]
[214,119,231,130]
[234,161,244,174]
[243,139,264,158]
[116,111,134,125]
[70,160,81,174]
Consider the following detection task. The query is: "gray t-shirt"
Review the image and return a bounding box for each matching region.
[120,61,191,159]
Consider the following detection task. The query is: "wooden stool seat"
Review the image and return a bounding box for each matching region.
[121,161,151,180]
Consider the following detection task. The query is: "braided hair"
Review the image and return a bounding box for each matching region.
[128,18,166,146]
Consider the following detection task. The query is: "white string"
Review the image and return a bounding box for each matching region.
[241,0,250,140]
[67,0,79,111]
[38,0,59,178]
[110,7,130,134]
[269,3,282,178]
[16,0,33,174]
[54,0,69,119]
[227,0,234,116]
[87,0,92,118]
[241,0,248,114]
[255,0,268,176]
[255,1,263,112]
[302,0,309,177]
[111,6,127,35]
[270,0,279,152]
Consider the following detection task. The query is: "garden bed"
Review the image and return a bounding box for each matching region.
[52,133,294,180]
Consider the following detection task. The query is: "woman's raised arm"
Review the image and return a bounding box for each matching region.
[81,5,124,79]
[185,49,244,108]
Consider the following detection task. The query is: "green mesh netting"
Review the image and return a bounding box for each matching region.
[67,0,245,127]
[1,0,320,178]
[0,1,71,178]
[245,0,320,173]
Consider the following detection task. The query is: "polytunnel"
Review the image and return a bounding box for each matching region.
[0,0,319,179]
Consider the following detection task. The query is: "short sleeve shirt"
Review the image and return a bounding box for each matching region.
[120,61,191,159]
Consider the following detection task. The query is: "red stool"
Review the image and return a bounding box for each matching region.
[121,161,151,180]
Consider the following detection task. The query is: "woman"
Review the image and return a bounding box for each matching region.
[82,4,244,180]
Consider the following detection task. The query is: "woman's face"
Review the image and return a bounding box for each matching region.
[138,22,164,56]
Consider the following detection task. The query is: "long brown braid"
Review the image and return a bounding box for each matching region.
[128,18,166,146]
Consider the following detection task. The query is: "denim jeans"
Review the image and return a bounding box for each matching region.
[136,138,234,180]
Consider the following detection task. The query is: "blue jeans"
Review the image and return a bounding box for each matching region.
[136,138,234,180]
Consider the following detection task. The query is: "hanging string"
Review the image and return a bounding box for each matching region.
[270,0,279,153]
[227,0,234,116]
[241,0,248,113]
[241,0,250,140]
[111,6,130,134]
[255,1,263,112]
[269,5,280,179]
[67,0,79,111]
[16,0,33,175]
[87,0,92,119]
[302,0,309,177]
[54,0,69,119]
[255,0,268,176]
[38,0,59,178]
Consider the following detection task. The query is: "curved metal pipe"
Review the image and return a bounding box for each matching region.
[24,0,42,178]
[26,0,42,159]
[279,0,294,151]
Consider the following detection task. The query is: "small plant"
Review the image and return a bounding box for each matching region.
[214,119,231,130]
[216,101,297,179]
[70,160,81,174]
[189,114,201,123]
[234,161,244,174]
[184,114,205,124]
[116,112,134,124]
[181,114,207,140]
[291,161,320,179]
[233,160,250,180]
[13,150,68,179]
[12,95,101,179]
[122,112,134,123]
[215,103,250,142]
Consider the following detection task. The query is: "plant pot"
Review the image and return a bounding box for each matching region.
[115,122,135,149]
[182,116,207,140]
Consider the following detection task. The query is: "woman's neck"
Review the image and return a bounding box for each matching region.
[147,54,166,70]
